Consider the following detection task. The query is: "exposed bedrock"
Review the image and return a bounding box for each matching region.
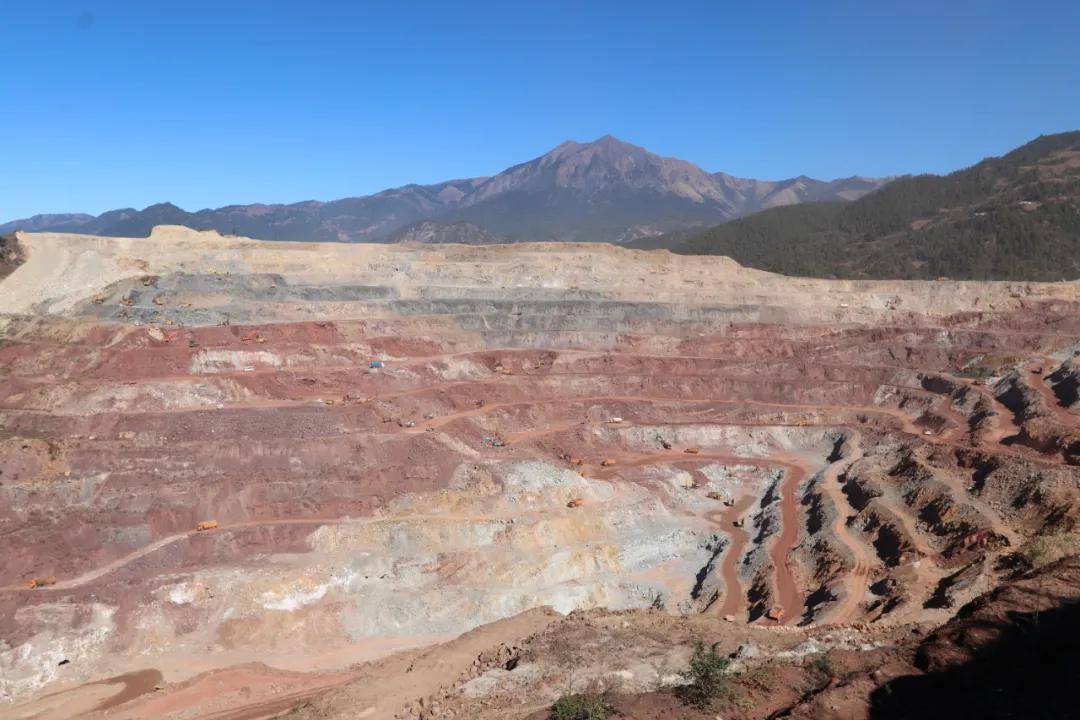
[0,229,1077,714]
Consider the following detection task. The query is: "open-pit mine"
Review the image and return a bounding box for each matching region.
[1,226,1078,719]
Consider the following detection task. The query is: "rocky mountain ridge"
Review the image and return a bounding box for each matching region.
[1,136,889,244]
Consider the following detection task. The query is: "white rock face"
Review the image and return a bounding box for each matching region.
[119,459,708,646]
[169,583,197,605]
[0,603,115,702]
[190,349,283,374]
[259,568,357,612]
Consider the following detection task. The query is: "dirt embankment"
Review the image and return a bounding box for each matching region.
[0,233,24,280]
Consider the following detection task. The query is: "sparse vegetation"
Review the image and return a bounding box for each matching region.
[809,652,834,677]
[549,693,613,720]
[739,665,775,692]
[1018,528,1079,570]
[677,640,732,709]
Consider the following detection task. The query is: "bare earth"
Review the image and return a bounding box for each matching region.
[1,227,1077,719]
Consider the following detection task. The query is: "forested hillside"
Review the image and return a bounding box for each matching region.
[674,132,1080,280]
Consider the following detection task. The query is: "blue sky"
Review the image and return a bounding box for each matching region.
[2,0,1078,219]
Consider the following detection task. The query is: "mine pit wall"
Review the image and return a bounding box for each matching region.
[0,351,1071,587]
[836,433,1079,619]
[2,230,1080,705]
[0,337,1072,579]
[1048,360,1080,409]
[991,371,1080,464]
[795,459,859,621]
[0,413,845,698]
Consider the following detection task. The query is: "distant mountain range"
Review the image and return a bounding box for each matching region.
[666,131,1080,280]
[0,135,890,244]
[1,213,96,233]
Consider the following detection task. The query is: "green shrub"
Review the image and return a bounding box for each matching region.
[677,640,731,709]
[1019,529,1078,570]
[549,693,613,720]
[809,653,834,677]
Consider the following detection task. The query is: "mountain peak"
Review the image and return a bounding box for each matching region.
[590,133,632,148]
[460,133,743,213]
[543,134,642,161]
[143,201,183,212]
